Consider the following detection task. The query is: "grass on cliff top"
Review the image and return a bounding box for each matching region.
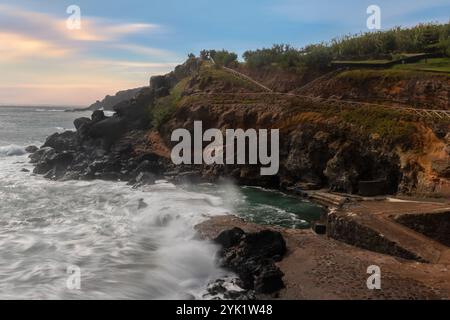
[335,68,438,81]
[150,77,190,129]
[392,58,450,74]
[198,64,262,91]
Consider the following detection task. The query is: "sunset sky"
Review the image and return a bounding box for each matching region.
[1,0,449,107]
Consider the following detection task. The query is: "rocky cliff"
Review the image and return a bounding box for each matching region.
[29,58,450,198]
[86,87,144,111]
[294,69,450,110]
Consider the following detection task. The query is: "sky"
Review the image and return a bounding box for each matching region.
[0,0,449,107]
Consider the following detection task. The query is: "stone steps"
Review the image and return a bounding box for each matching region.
[329,201,450,264]
[308,191,349,208]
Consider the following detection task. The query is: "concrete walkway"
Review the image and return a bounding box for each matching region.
[334,200,450,264]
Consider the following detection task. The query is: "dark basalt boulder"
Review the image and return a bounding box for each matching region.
[243,230,287,259]
[74,117,91,130]
[29,147,56,164]
[214,227,245,249]
[134,172,156,186]
[25,145,38,153]
[214,228,286,294]
[91,110,106,123]
[33,150,74,178]
[43,131,78,152]
[88,117,128,146]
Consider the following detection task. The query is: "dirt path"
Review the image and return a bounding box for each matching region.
[209,59,450,120]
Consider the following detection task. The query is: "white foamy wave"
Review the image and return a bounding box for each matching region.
[0,167,233,299]
[0,145,27,157]
[104,111,115,117]
[35,109,65,112]
[55,127,75,132]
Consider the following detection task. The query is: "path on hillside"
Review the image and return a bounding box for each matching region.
[208,59,450,120]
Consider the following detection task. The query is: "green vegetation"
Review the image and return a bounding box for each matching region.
[200,49,238,67]
[285,96,418,143]
[329,23,450,60]
[198,64,261,91]
[150,78,189,129]
[335,68,430,80]
[392,57,450,73]
[243,44,332,72]
[340,107,417,143]
[241,22,450,72]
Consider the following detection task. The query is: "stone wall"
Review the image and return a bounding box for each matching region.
[394,211,450,247]
[327,212,426,262]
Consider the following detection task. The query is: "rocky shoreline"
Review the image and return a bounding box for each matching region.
[24,56,450,299]
[196,215,450,299]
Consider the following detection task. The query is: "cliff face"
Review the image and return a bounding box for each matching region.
[87,87,144,111]
[30,58,450,198]
[294,69,450,110]
[160,93,449,196]
[156,62,449,197]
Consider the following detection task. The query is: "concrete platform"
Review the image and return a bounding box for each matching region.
[328,199,450,264]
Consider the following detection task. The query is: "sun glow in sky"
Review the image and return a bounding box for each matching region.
[1,0,449,107]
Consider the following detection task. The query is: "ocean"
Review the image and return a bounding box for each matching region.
[0,106,323,299]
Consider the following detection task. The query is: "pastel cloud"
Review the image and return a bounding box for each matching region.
[0,32,70,60]
[0,4,181,106]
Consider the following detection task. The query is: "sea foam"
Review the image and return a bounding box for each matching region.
[0,145,27,157]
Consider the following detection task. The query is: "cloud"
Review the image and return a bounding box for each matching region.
[0,4,182,105]
[0,32,70,60]
[0,4,162,42]
[0,3,179,61]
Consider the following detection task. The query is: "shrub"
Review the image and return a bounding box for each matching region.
[207,50,238,67]
[149,78,189,129]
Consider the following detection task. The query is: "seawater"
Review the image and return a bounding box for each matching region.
[0,106,323,299]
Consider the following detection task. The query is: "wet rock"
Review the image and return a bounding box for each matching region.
[43,131,78,152]
[91,110,106,123]
[25,145,38,153]
[29,147,56,164]
[60,171,81,181]
[74,117,91,131]
[20,168,30,172]
[214,227,245,249]
[254,264,284,294]
[134,172,156,186]
[138,199,148,210]
[172,170,203,184]
[214,229,286,294]
[205,278,256,300]
[33,151,74,177]
[89,117,128,146]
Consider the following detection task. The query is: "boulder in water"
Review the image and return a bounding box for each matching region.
[43,131,78,152]
[214,228,286,294]
[25,145,38,153]
[214,227,245,249]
